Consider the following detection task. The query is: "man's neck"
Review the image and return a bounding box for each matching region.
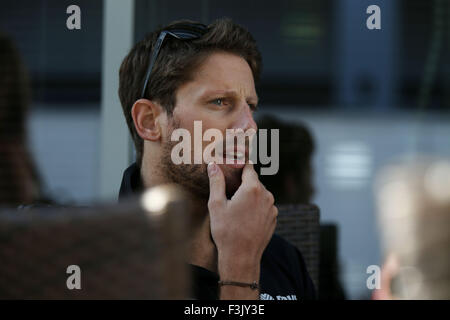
[140,158,218,274]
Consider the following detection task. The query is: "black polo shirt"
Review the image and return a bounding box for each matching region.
[119,162,316,300]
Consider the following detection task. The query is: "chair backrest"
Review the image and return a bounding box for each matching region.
[0,184,191,299]
[275,204,320,292]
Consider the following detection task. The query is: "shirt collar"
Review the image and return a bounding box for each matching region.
[118,162,143,201]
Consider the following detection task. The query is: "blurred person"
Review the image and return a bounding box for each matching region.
[0,33,45,207]
[117,18,316,300]
[257,115,346,300]
[373,159,450,299]
[256,115,315,204]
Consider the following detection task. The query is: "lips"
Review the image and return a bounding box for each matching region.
[216,148,248,169]
[224,150,245,161]
[211,136,252,168]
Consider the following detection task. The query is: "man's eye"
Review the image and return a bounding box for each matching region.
[211,98,225,106]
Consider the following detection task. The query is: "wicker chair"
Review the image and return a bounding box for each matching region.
[0,184,191,299]
[275,204,320,292]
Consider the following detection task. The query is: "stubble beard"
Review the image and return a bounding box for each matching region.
[158,118,242,200]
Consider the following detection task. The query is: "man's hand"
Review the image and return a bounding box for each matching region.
[207,162,278,299]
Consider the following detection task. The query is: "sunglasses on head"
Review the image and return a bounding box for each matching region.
[140,22,209,98]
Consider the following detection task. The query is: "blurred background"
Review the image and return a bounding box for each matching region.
[1,0,449,299]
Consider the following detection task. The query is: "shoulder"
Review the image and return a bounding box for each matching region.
[265,233,300,261]
[260,233,317,300]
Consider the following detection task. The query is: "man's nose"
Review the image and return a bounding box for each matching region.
[232,103,257,132]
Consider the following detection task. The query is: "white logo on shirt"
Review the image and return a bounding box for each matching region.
[260,293,297,300]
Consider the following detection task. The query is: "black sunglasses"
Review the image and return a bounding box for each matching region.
[140,23,209,98]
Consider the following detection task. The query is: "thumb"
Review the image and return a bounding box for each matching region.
[207,162,226,207]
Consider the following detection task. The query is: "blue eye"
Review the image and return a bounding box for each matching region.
[211,98,224,106]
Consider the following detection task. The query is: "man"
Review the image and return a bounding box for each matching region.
[117,18,316,300]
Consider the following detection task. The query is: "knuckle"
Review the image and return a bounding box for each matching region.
[247,183,260,195]
[267,191,275,205]
[208,198,221,210]
[272,206,278,217]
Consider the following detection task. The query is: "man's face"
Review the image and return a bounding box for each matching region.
[159,51,258,199]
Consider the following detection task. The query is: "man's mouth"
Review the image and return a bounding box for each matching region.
[224,151,245,161]
[218,148,248,168]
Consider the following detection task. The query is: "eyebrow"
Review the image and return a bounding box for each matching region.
[200,89,259,105]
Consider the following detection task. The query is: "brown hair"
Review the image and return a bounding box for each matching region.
[0,32,30,141]
[119,18,262,166]
[0,33,43,206]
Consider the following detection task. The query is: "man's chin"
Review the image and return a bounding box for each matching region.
[219,164,243,198]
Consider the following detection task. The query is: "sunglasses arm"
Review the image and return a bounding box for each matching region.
[141,31,168,98]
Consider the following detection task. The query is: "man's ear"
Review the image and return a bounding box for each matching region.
[131,99,164,141]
